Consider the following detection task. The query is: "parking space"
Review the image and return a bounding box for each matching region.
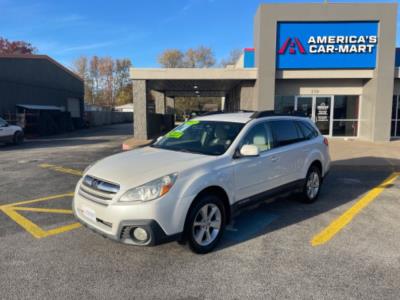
[1,124,399,299]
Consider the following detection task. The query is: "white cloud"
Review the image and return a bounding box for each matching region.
[56,41,115,54]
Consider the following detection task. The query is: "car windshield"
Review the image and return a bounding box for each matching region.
[152,120,244,156]
[0,117,7,126]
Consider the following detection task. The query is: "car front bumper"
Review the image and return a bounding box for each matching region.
[75,212,180,246]
[73,191,182,246]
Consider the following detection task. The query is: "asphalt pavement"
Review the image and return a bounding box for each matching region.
[0,124,399,299]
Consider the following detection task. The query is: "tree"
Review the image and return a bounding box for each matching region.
[98,57,114,107]
[184,48,197,68]
[192,46,215,68]
[72,56,132,108]
[89,56,100,105]
[174,97,221,119]
[114,59,132,105]
[158,49,184,68]
[158,46,216,68]
[220,49,242,67]
[0,37,36,54]
[182,46,215,68]
[73,56,93,103]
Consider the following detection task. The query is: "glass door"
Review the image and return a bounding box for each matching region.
[295,97,313,118]
[295,95,333,136]
[314,97,331,135]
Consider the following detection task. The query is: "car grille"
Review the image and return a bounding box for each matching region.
[78,175,120,205]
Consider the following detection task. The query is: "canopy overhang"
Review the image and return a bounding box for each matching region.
[130,68,257,97]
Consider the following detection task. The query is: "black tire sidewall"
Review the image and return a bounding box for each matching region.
[13,131,23,145]
[186,195,226,254]
[301,165,322,203]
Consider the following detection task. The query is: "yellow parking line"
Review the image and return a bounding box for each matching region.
[39,163,83,176]
[13,207,73,214]
[45,223,81,237]
[311,172,399,246]
[0,193,74,209]
[2,207,48,238]
[0,193,81,238]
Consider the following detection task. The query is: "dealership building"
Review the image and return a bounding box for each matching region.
[131,2,400,142]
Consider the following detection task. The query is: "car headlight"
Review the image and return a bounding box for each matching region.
[119,173,178,202]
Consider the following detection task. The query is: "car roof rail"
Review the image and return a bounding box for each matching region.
[199,110,224,116]
[199,110,255,116]
[250,110,307,119]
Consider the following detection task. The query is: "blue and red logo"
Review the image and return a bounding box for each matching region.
[278,37,306,55]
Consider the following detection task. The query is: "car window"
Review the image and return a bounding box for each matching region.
[269,120,302,147]
[296,120,319,140]
[240,122,274,152]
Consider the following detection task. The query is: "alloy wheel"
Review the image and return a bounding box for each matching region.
[306,171,320,199]
[192,203,222,246]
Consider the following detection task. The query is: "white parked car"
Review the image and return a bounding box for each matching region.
[73,111,330,253]
[0,117,24,145]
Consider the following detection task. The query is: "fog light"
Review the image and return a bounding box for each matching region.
[131,227,149,242]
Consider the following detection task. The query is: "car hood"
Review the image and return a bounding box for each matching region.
[86,146,215,190]
[8,125,22,131]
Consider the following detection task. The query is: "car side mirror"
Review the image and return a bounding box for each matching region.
[239,145,259,157]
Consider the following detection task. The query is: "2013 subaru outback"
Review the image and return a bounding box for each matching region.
[73,111,330,253]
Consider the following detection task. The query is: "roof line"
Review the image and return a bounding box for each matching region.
[0,54,83,82]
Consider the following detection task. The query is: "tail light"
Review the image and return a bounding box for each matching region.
[323,137,329,146]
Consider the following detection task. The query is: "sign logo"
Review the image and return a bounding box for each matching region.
[278,37,306,55]
[278,35,377,56]
[276,21,378,69]
[91,179,100,189]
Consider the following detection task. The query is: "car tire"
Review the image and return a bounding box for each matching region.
[13,131,24,145]
[185,194,226,254]
[300,165,322,203]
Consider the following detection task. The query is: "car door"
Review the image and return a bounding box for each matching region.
[0,118,10,141]
[294,120,320,178]
[268,119,305,184]
[233,122,279,202]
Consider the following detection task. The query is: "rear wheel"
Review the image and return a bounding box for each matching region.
[300,165,322,203]
[13,131,24,145]
[185,195,226,254]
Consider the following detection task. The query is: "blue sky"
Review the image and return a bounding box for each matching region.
[0,0,398,68]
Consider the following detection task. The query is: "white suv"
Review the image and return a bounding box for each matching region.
[0,117,24,145]
[73,112,330,253]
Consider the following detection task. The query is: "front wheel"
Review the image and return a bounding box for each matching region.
[13,131,24,145]
[300,165,322,203]
[186,195,226,254]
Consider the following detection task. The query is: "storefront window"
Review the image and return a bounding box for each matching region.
[332,96,359,137]
[391,95,400,137]
[274,96,295,114]
[332,121,358,136]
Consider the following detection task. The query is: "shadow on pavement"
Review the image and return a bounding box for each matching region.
[216,157,400,251]
[0,123,132,151]
[0,138,111,151]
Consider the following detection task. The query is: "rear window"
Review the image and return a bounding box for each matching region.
[296,120,319,140]
[269,120,302,147]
